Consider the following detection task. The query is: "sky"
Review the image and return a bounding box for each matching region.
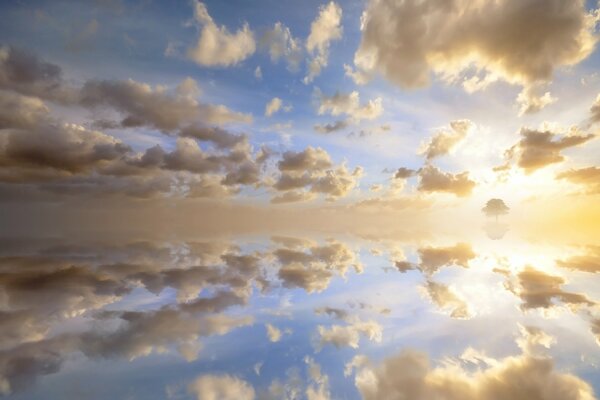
[1,0,600,399]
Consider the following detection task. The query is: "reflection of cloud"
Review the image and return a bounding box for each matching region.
[591,319,600,346]
[421,280,471,319]
[274,239,361,293]
[314,319,382,351]
[557,246,600,273]
[266,323,282,342]
[507,267,595,311]
[348,328,595,400]
[0,335,80,396]
[188,374,255,400]
[396,242,475,275]
[0,239,264,394]
[83,308,252,361]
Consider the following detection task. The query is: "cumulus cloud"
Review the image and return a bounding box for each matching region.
[0,119,130,178]
[265,97,283,117]
[505,266,595,311]
[557,246,600,273]
[266,323,282,342]
[421,280,471,319]
[0,76,266,199]
[304,2,343,83]
[314,319,382,351]
[272,147,363,203]
[350,345,596,400]
[261,22,303,72]
[316,89,383,122]
[274,239,361,293]
[0,90,49,130]
[517,84,558,115]
[350,0,599,111]
[420,120,473,160]
[0,46,75,103]
[0,240,270,394]
[417,165,476,197]
[500,128,595,173]
[188,374,255,400]
[557,166,600,194]
[396,242,475,275]
[80,77,252,132]
[186,1,256,67]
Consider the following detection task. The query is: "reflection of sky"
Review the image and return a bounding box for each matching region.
[2,229,599,399]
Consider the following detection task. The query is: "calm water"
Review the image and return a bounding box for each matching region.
[1,224,599,399]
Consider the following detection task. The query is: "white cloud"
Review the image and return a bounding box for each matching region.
[188,374,255,400]
[187,1,256,67]
[265,97,283,117]
[304,2,343,83]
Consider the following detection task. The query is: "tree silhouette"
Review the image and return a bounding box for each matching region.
[482,198,509,222]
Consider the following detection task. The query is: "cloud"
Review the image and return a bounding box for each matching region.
[304,2,343,83]
[421,280,471,319]
[516,84,557,115]
[265,97,283,117]
[0,119,130,177]
[83,309,253,361]
[188,374,255,400]
[304,356,331,400]
[261,22,303,72]
[501,128,595,173]
[589,94,600,125]
[272,147,363,202]
[0,240,269,394]
[316,89,383,122]
[0,336,80,396]
[557,246,600,273]
[274,239,361,293]
[591,319,600,346]
[394,167,417,179]
[0,90,49,130]
[314,319,382,351]
[80,77,252,132]
[417,165,476,197]
[186,1,256,67]
[350,345,596,400]
[420,120,473,160]
[557,166,600,194]
[266,323,282,342]
[0,46,75,103]
[350,0,599,111]
[396,242,475,275]
[314,306,350,321]
[314,119,349,134]
[254,66,262,79]
[507,266,595,311]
